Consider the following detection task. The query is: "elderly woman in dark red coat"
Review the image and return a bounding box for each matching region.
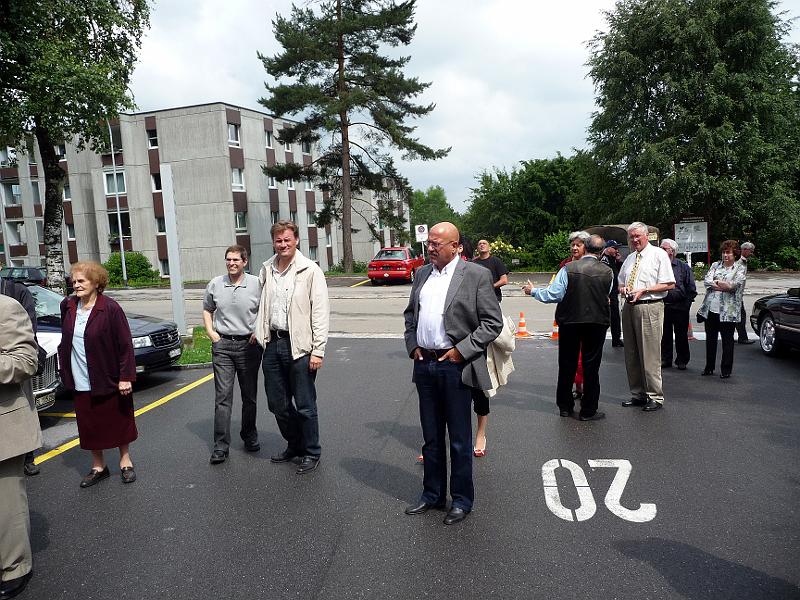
[58,261,138,488]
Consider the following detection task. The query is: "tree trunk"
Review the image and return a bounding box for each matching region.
[337,0,353,273]
[34,123,67,293]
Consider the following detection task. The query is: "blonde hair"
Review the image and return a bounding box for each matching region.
[70,261,109,293]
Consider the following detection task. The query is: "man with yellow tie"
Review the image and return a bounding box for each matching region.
[618,222,676,412]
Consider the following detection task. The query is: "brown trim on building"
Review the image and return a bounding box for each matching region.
[303,155,312,167]
[63,200,74,224]
[59,162,68,173]
[390,231,396,246]
[229,146,244,169]
[288,189,297,212]
[0,166,18,179]
[235,234,251,257]
[29,165,38,178]
[4,206,23,219]
[232,191,248,213]
[152,192,164,217]
[284,151,294,164]
[307,227,318,247]
[101,153,124,167]
[225,108,241,125]
[305,191,316,212]
[106,195,128,210]
[38,244,46,255]
[148,148,160,174]
[33,204,43,217]
[67,240,78,264]
[269,189,279,212]
[327,247,333,266]
[263,117,273,131]
[9,244,27,258]
[145,115,157,130]
[266,148,276,167]
[110,239,133,252]
[156,235,168,260]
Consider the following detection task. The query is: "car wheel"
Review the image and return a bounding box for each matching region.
[370,278,380,286]
[759,314,783,356]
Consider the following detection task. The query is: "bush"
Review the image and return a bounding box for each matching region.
[103,252,159,285]
[692,262,709,280]
[489,237,534,270]
[533,230,571,271]
[774,246,800,270]
[328,260,368,274]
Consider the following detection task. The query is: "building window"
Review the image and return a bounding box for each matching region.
[287,178,294,190]
[147,129,158,148]
[7,221,26,245]
[63,184,71,200]
[308,246,318,261]
[228,124,240,147]
[0,146,16,166]
[290,210,297,223]
[271,211,279,224]
[301,140,312,154]
[234,211,248,233]
[231,168,245,191]
[265,130,273,148]
[104,171,126,196]
[31,182,41,204]
[26,137,36,165]
[307,211,316,226]
[2,183,21,206]
[151,173,162,192]
[160,259,170,276]
[305,177,314,190]
[54,143,67,159]
[283,140,291,152]
[268,175,277,188]
[108,210,131,239]
[156,217,166,233]
[36,220,44,244]
[326,231,332,247]
[66,223,76,241]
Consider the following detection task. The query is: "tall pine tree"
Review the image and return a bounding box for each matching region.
[258,0,449,271]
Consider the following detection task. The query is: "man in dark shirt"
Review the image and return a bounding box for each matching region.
[600,240,624,347]
[472,239,509,303]
[659,239,697,369]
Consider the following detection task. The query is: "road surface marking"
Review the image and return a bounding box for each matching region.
[350,279,370,288]
[39,412,77,418]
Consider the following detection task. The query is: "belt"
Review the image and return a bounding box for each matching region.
[270,329,290,339]
[219,333,250,341]
[418,347,452,360]
[629,299,663,305]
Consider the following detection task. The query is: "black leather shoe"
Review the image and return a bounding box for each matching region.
[579,411,606,421]
[622,398,646,407]
[675,363,687,370]
[738,339,755,345]
[79,466,110,488]
[209,450,228,464]
[720,373,731,379]
[296,456,320,474]
[642,400,663,411]
[559,410,573,417]
[443,507,469,525]
[244,440,261,453]
[24,461,40,476]
[612,340,624,347]
[404,501,446,515]
[270,448,300,463]
[701,369,714,376]
[0,570,32,599]
[120,466,136,483]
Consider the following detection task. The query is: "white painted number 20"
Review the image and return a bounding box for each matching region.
[541,459,656,523]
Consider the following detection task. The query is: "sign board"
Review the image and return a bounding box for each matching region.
[674,220,708,253]
[414,224,428,243]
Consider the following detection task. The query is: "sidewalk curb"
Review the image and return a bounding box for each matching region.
[172,363,212,370]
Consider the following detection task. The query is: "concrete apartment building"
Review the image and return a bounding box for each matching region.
[0,102,410,280]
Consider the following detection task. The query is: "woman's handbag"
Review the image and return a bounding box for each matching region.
[696,311,706,323]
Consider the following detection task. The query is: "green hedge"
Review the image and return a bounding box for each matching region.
[103,252,159,285]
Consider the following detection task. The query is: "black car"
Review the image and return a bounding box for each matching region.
[0,265,47,286]
[29,285,183,374]
[750,287,800,356]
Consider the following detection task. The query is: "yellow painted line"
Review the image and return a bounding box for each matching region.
[34,372,214,465]
[39,411,77,418]
[350,279,370,288]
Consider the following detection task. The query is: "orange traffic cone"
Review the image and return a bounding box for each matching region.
[515,312,532,338]
[550,319,559,340]
[687,322,696,341]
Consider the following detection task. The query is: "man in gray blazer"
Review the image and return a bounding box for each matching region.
[0,295,41,599]
[403,222,503,525]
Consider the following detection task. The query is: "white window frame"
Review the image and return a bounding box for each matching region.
[268,175,277,189]
[156,217,166,233]
[305,177,314,190]
[62,184,71,201]
[107,209,131,239]
[271,211,279,225]
[301,140,312,154]
[231,168,245,192]
[290,210,297,224]
[31,181,41,204]
[308,246,318,261]
[326,231,332,248]
[265,130,273,148]
[287,178,295,190]
[160,258,170,277]
[35,219,44,244]
[283,140,292,152]
[66,223,76,241]
[147,129,159,148]
[234,211,248,233]
[104,170,126,196]
[151,173,162,192]
[54,143,66,159]
[307,211,316,226]
[228,123,241,147]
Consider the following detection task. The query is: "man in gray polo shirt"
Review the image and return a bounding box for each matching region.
[203,245,263,464]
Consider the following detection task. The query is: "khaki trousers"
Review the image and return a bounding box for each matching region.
[0,454,32,582]
[622,301,665,404]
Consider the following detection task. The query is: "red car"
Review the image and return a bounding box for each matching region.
[368,247,424,285]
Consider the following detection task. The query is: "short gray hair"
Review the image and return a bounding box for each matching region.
[586,234,605,254]
[628,221,648,235]
[741,241,755,251]
[660,238,678,253]
[569,231,591,246]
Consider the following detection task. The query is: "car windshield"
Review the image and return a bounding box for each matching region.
[374,250,406,260]
[28,285,63,318]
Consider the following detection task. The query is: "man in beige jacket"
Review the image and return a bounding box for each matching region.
[255,221,329,475]
[0,295,41,599]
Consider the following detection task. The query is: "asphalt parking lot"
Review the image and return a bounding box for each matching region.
[26,337,800,600]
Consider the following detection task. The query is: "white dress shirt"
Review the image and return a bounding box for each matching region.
[618,243,675,301]
[416,254,461,350]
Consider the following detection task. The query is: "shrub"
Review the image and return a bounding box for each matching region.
[533,230,571,271]
[329,260,368,274]
[103,252,159,285]
[774,246,800,270]
[489,237,534,270]
[692,262,709,280]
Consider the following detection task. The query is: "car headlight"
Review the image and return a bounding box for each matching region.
[132,335,153,349]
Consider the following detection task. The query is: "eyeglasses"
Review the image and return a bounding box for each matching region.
[426,239,456,250]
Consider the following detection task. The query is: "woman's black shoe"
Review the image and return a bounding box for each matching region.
[701,369,715,376]
[720,373,731,379]
[79,466,110,488]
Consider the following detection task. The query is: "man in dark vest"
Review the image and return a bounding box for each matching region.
[523,233,613,421]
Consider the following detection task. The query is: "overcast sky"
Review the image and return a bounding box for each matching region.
[129,0,800,212]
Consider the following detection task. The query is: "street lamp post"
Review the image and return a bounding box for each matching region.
[106,118,128,287]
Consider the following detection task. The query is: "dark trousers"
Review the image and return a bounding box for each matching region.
[262,336,320,457]
[609,294,622,343]
[556,323,608,417]
[661,305,691,366]
[212,338,262,452]
[736,302,749,341]
[414,358,474,511]
[704,312,736,376]
[472,388,489,416]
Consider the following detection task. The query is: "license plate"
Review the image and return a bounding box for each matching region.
[36,392,56,410]
[169,348,181,358]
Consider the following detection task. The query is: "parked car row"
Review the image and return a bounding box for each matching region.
[750,287,800,356]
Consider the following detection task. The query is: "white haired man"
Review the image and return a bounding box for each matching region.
[618,223,675,411]
[736,242,756,344]
[659,239,697,370]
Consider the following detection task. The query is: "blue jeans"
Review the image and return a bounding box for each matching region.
[262,336,320,457]
[414,358,474,511]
